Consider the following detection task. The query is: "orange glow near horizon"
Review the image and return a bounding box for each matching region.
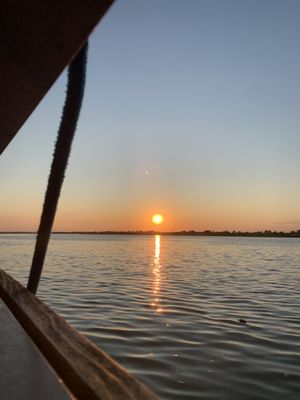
[1,198,300,233]
[151,213,164,225]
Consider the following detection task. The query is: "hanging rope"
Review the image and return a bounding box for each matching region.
[27,42,88,294]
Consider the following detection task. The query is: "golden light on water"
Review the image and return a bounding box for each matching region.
[151,235,163,314]
[152,213,164,225]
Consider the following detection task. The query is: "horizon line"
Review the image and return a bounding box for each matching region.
[1,229,300,237]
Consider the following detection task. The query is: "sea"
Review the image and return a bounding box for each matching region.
[1,233,300,399]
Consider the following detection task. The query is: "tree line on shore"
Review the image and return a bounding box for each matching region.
[2,230,300,237]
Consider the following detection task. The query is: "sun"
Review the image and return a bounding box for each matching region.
[151,213,164,225]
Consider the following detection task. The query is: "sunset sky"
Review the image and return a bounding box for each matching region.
[1,0,300,232]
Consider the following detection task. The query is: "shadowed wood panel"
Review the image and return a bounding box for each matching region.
[0,270,158,400]
[0,299,70,400]
[0,0,114,155]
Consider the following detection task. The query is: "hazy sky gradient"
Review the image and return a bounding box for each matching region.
[1,0,300,231]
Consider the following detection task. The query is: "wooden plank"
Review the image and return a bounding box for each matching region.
[0,0,114,155]
[0,270,158,400]
[0,299,70,400]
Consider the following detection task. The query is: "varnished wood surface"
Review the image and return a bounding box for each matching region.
[0,0,114,155]
[0,299,70,400]
[0,269,158,400]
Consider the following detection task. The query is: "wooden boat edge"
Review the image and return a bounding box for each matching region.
[0,269,158,400]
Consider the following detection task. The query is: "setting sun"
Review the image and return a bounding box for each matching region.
[151,214,164,225]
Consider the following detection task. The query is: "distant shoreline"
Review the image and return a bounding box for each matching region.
[1,230,300,238]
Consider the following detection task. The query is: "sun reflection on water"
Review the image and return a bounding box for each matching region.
[151,235,163,313]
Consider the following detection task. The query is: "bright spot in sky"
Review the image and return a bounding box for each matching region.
[145,170,150,175]
[152,214,164,225]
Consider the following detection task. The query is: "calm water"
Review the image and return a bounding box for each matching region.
[1,234,300,399]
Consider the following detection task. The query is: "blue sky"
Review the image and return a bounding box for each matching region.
[1,0,300,231]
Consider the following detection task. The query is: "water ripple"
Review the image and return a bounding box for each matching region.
[1,234,300,399]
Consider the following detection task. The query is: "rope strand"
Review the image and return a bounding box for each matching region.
[27,43,88,294]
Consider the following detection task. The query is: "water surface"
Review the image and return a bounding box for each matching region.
[1,234,300,399]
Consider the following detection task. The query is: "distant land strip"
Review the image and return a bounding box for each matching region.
[1,230,300,238]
